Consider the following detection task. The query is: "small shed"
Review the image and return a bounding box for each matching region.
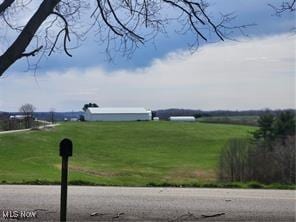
[169,116,196,122]
[84,107,152,121]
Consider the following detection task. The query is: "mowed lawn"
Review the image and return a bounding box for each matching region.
[0,122,255,186]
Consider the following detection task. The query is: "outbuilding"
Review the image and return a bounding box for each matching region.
[84,107,152,121]
[169,116,196,122]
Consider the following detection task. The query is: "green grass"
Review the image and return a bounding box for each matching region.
[197,116,259,126]
[0,121,255,186]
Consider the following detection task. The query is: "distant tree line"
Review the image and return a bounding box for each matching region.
[154,108,296,121]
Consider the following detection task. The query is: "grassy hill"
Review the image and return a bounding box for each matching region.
[0,122,255,186]
[197,116,259,126]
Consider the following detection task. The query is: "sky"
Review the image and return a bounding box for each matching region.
[0,0,295,111]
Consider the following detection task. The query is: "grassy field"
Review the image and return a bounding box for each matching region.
[197,116,259,126]
[0,121,255,186]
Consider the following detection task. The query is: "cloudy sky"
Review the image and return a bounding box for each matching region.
[0,0,295,111]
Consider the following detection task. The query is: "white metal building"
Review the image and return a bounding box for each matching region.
[169,116,196,122]
[84,107,152,121]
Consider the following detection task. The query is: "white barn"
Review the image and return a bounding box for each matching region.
[84,107,152,121]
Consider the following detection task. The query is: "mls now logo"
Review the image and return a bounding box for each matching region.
[2,210,37,219]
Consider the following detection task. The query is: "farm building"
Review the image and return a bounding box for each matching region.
[169,116,196,122]
[84,107,152,121]
[9,115,31,120]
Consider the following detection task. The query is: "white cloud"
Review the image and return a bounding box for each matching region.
[0,34,295,111]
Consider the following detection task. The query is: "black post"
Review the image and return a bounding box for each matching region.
[59,138,73,222]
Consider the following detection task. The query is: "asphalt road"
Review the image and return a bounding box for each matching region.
[0,185,295,221]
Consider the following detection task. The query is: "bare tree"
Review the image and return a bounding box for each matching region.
[19,103,36,128]
[0,0,250,77]
[49,108,55,123]
[269,0,295,15]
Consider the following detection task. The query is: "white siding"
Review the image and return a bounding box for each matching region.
[84,108,151,121]
[169,116,196,122]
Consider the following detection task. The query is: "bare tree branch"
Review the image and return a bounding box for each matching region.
[0,0,15,15]
[269,0,296,15]
[162,0,207,41]
[0,0,61,75]
[0,0,249,77]
[49,11,72,57]
[106,0,144,43]
[21,46,43,57]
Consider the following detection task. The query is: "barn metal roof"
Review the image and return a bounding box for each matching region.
[87,107,151,114]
